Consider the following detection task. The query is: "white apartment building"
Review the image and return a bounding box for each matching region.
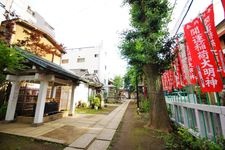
[61,43,109,93]
[0,0,55,37]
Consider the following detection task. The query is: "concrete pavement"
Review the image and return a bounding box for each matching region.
[0,100,130,150]
[65,100,130,150]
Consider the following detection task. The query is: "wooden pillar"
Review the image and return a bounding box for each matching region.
[5,81,20,121]
[33,80,48,125]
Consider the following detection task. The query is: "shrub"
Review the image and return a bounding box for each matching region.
[88,95,94,102]
[216,136,225,149]
[140,99,150,113]
[164,127,223,150]
[93,97,100,107]
[81,102,87,108]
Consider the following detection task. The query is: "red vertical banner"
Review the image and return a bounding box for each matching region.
[173,58,182,89]
[184,17,223,92]
[177,48,188,86]
[168,69,174,92]
[185,42,197,84]
[202,4,225,76]
[162,71,170,92]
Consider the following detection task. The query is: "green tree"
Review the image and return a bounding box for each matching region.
[124,66,142,100]
[124,66,137,98]
[0,41,24,106]
[120,0,176,132]
[113,75,124,92]
[113,75,124,100]
[0,41,24,85]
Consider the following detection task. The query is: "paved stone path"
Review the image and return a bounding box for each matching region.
[0,100,130,150]
[65,100,130,150]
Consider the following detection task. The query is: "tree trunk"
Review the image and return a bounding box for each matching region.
[143,64,172,132]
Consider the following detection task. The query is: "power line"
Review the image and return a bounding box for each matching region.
[171,0,194,36]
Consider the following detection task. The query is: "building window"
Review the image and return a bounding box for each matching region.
[94,54,99,58]
[94,70,98,74]
[27,6,35,16]
[62,59,69,64]
[77,58,85,63]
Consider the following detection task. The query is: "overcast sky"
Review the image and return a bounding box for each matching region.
[29,0,131,78]
[168,0,224,35]
[29,0,224,78]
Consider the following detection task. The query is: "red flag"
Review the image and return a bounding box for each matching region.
[184,42,197,84]
[168,69,175,92]
[173,57,183,89]
[202,4,225,76]
[177,46,188,86]
[184,17,223,92]
[162,70,173,92]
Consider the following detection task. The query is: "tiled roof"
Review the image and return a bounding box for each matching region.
[15,47,86,83]
[70,69,103,88]
[70,69,89,77]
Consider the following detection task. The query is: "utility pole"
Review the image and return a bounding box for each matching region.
[4,0,14,19]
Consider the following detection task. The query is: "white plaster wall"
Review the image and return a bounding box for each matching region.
[62,46,100,74]
[74,82,89,105]
[98,45,109,87]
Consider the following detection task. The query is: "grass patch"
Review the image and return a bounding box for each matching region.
[75,105,117,114]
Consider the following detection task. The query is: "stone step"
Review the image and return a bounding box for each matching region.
[96,128,116,141]
[87,140,110,150]
[69,133,96,149]
[64,147,82,150]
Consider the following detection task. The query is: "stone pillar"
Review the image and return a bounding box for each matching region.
[100,93,105,108]
[33,80,48,125]
[69,85,76,116]
[5,81,20,121]
[51,85,57,99]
